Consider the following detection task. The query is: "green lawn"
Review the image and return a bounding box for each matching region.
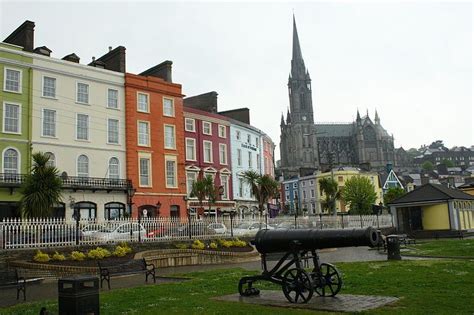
[404,238,474,257]
[2,260,474,314]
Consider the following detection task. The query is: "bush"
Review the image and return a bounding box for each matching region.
[175,243,188,250]
[113,244,132,257]
[209,242,218,250]
[232,239,247,247]
[70,251,86,261]
[219,239,233,248]
[33,250,50,263]
[118,242,132,254]
[87,247,111,260]
[51,251,66,261]
[191,239,205,250]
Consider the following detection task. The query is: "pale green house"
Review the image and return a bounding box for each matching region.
[0,21,34,218]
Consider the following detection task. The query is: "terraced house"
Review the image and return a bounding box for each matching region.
[1,21,132,220]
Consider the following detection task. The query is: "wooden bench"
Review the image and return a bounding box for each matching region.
[98,258,155,289]
[0,269,26,300]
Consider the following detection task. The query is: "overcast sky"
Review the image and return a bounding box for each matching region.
[1,1,472,159]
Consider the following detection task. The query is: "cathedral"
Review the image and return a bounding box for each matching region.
[279,17,395,178]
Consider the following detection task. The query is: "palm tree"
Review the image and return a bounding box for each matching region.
[20,152,62,218]
[318,177,341,216]
[242,170,279,216]
[190,175,215,215]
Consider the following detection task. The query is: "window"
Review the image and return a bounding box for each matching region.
[248,151,252,168]
[257,154,260,170]
[3,103,21,134]
[45,152,55,168]
[255,137,259,147]
[77,155,89,177]
[138,121,150,146]
[76,83,89,104]
[203,141,212,163]
[108,157,120,179]
[218,125,226,138]
[238,178,244,197]
[338,176,343,182]
[42,109,56,137]
[286,193,290,200]
[185,118,195,132]
[137,92,149,112]
[219,144,227,165]
[4,68,21,93]
[185,138,196,161]
[293,182,297,188]
[76,114,89,140]
[165,156,177,188]
[186,171,198,197]
[43,76,56,98]
[237,149,242,166]
[139,157,151,187]
[107,119,119,144]
[220,174,229,199]
[247,134,251,143]
[236,131,241,140]
[303,190,307,199]
[203,121,212,135]
[105,202,126,220]
[311,189,315,198]
[163,98,174,116]
[293,191,298,198]
[302,181,305,187]
[310,180,314,185]
[107,89,118,109]
[3,148,19,174]
[164,125,176,149]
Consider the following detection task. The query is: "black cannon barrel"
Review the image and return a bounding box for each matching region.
[254,227,379,254]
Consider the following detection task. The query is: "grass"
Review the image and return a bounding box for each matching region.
[2,259,474,314]
[404,238,474,257]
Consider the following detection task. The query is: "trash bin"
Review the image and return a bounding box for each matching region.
[386,235,401,260]
[58,275,99,315]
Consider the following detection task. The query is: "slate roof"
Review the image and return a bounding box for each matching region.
[389,183,474,205]
[315,124,353,138]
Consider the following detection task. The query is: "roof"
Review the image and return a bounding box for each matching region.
[389,183,474,205]
[315,123,353,138]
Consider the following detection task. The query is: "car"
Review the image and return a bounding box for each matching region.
[173,221,215,237]
[275,221,313,230]
[81,223,106,239]
[232,222,273,236]
[92,222,146,242]
[146,226,168,238]
[208,223,227,235]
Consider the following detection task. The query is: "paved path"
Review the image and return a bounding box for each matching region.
[0,247,389,309]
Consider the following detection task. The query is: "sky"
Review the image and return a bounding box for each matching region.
[1,1,472,159]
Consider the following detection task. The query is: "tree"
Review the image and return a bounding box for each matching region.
[318,177,340,215]
[441,159,454,167]
[341,176,377,215]
[242,170,279,215]
[20,152,62,218]
[384,187,406,206]
[422,161,434,171]
[190,175,214,215]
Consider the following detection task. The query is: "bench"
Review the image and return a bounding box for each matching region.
[0,269,26,300]
[98,258,156,289]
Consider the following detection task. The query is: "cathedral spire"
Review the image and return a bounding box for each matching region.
[280,112,285,126]
[356,109,361,122]
[292,14,303,62]
[286,108,291,124]
[375,109,380,124]
[291,15,306,79]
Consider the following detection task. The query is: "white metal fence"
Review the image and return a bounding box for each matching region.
[0,214,393,250]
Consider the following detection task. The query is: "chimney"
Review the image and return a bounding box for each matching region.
[88,46,126,73]
[184,91,218,113]
[62,53,80,63]
[33,46,52,57]
[3,20,35,52]
[140,60,173,83]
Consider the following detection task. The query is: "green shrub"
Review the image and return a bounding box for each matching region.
[209,242,218,249]
[118,242,132,254]
[175,243,188,250]
[219,240,233,248]
[33,250,50,263]
[113,245,131,257]
[232,239,247,247]
[51,251,66,261]
[70,251,86,261]
[191,239,205,250]
[87,247,111,260]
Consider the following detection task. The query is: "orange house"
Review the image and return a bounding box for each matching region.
[125,62,186,218]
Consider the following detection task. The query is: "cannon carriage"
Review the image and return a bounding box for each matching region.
[238,227,379,304]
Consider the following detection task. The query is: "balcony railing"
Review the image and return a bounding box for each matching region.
[0,173,132,191]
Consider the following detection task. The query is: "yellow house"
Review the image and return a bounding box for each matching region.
[316,167,383,213]
[388,183,474,235]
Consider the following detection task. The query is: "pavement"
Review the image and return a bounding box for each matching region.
[0,247,391,309]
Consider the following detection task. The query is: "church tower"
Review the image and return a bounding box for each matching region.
[280,16,319,177]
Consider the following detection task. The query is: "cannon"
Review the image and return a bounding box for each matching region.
[238,227,379,304]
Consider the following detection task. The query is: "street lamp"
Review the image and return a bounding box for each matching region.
[184,195,191,239]
[294,194,299,229]
[69,196,80,246]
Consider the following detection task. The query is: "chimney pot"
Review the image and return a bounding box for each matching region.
[108,46,112,51]
[92,56,96,62]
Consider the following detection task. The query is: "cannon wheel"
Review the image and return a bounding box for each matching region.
[313,263,342,297]
[238,278,260,296]
[282,268,314,304]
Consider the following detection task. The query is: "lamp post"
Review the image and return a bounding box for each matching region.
[184,196,191,239]
[294,195,299,229]
[69,196,80,245]
[229,208,236,237]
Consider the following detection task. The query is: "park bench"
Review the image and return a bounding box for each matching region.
[98,258,156,289]
[0,269,26,300]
